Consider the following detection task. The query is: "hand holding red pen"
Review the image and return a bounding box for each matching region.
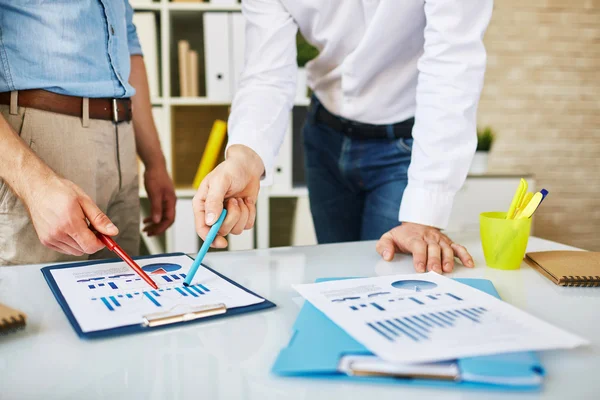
[93,230,158,290]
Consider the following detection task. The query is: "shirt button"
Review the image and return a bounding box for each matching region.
[110,25,115,35]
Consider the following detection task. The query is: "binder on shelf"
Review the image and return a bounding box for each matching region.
[132,12,160,98]
[230,12,246,94]
[273,278,545,391]
[178,40,190,97]
[192,120,228,189]
[271,116,293,193]
[203,12,231,101]
[173,199,199,253]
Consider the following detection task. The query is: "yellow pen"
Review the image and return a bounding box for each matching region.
[507,178,528,219]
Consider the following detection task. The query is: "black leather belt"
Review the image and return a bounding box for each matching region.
[313,100,414,140]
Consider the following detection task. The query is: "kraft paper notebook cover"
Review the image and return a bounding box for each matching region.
[0,302,26,335]
[525,251,600,287]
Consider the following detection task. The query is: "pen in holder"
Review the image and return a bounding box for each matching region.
[480,212,532,270]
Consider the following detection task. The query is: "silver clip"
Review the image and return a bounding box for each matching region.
[112,98,119,123]
[142,303,227,328]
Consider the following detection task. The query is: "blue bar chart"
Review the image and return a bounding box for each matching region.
[367,307,488,342]
[349,302,386,311]
[92,283,212,311]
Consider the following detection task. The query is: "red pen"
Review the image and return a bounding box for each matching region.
[94,231,159,290]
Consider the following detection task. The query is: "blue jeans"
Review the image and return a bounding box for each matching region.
[303,99,413,243]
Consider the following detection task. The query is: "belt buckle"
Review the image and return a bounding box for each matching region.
[112,98,119,123]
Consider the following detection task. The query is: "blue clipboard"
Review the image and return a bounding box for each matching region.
[272,278,544,391]
[42,252,276,339]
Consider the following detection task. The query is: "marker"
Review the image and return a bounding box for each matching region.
[516,192,544,219]
[94,231,158,290]
[184,209,227,286]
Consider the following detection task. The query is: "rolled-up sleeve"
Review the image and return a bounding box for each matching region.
[399,0,493,229]
[226,0,298,185]
[125,1,143,56]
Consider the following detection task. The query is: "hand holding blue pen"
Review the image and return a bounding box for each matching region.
[184,209,228,286]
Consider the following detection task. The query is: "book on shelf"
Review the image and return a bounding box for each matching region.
[178,40,201,97]
[193,120,228,189]
[133,12,160,98]
[178,40,190,96]
[188,50,199,97]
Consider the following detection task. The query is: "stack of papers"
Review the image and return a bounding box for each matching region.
[293,272,588,366]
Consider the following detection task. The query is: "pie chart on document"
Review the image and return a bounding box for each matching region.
[141,263,182,275]
[391,280,438,292]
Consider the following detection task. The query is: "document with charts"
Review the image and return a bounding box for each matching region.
[49,254,264,333]
[293,272,588,364]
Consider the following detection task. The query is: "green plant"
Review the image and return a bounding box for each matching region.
[476,126,495,152]
[296,32,319,67]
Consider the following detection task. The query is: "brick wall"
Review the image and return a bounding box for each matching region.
[479,0,600,250]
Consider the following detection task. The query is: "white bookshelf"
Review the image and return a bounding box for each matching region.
[133,0,310,254]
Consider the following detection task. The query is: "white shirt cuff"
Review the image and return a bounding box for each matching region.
[399,184,455,230]
[225,140,274,187]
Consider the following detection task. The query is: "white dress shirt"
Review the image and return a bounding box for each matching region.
[227,0,493,229]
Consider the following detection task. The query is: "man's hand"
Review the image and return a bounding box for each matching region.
[376,222,474,273]
[24,175,117,256]
[142,165,176,236]
[192,145,264,248]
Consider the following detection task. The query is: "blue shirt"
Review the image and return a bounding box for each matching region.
[0,1,142,98]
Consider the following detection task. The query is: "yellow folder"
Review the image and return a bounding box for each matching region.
[193,120,228,189]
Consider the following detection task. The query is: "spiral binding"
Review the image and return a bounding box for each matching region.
[0,315,26,335]
[562,276,600,287]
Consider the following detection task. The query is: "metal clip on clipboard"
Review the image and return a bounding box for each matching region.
[142,303,227,328]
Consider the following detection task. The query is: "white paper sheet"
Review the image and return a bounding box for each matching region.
[293,272,588,364]
[50,255,264,333]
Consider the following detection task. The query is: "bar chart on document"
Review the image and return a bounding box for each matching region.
[294,273,588,364]
[49,255,264,333]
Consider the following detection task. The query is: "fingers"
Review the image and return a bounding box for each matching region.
[231,198,249,235]
[440,240,454,273]
[57,238,85,256]
[452,243,475,268]
[426,241,442,273]
[144,191,177,236]
[204,176,230,226]
[219,198,241,236]
[80,195,118,236]
[409,239,427,273]
[244,197,257,230]
[163,191,176,229]
[376,233,397,261]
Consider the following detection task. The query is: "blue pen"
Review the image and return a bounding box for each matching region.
[184,209,227,286]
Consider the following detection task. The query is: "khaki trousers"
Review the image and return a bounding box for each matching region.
[0,104,140,265]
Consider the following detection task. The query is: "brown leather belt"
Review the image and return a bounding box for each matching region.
[0,90,132,122]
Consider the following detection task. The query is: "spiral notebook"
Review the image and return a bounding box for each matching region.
[0,302,26,335]
[525,251,600,287]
